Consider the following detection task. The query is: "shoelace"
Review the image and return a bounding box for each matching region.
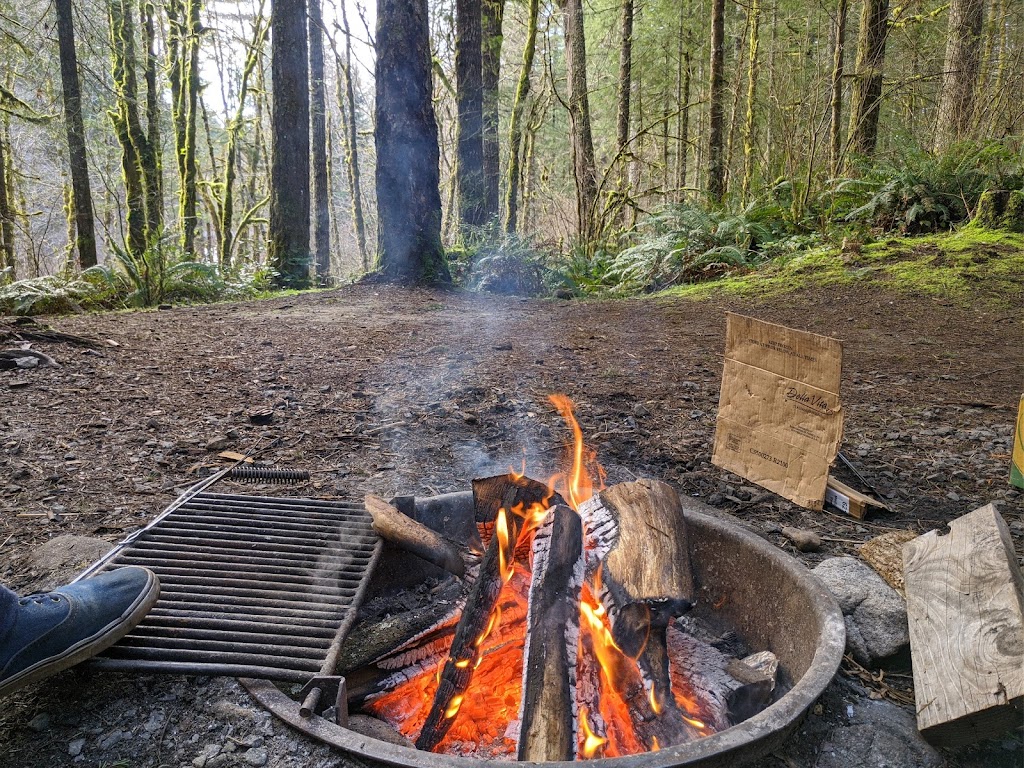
[18,594,63,606]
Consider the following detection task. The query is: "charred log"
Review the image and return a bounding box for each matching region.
[517,505,584,761]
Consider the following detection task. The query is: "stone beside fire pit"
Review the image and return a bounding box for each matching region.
[245,493,845,768]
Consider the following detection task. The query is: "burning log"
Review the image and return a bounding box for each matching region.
[579,479,695,742]
[364,494,466,577]
[414,474,553,752]
[517,505,585,761]
[667,623,777,731]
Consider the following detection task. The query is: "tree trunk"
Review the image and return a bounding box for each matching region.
[934,0,985,152]
[269,0,312,287]
[309,0,332,283]
[741,0,761,200]
[220,6,267,268]
[109,0,147,261]
[829,0,849,176]
[502,0,539,234]
[142,1,163,242]
[375,0,449,282]
[706,0,726,203]
[167,0,202,255]
[456,0,486,231]
[677,48,691,199]
[0,130,14,278]
[55,0,98,270]
[337,0,367,268]
[558,0,598,244]
[847,0,889,159]
[481,0,504,224]
[616,0,634,188]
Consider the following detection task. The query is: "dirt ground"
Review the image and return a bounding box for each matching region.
[0,282,1021,767]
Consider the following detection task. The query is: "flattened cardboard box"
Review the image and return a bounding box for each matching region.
[712,313,843,510]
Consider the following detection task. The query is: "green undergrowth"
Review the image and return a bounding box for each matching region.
[660,226,1024,308]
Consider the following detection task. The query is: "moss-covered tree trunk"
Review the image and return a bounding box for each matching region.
[829,0,848,176]
[558,0,598,243]
[309,0,331,283]
[337,0,367,268]
[481,0,504,223]
[55,0,98,270]
[740,0,761,200]
[375,0,448,282]
[269,0,311,287]
[847,0,889,159]
[934,0,985,152]
[167,0,201,256]
[706,0,726,203]
[0,130,13,278]
[109,0,150,260]
[142,1,163,242]
[615,0,634,189]
[456,0,486,231]
[503,0,538,234]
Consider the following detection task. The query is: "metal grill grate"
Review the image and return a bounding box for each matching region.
[85,491,381,682]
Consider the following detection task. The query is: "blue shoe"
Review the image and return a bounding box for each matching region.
[0,566,159,697]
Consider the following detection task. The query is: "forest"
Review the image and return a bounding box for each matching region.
[0,0,1021,309]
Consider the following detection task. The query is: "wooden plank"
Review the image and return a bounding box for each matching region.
[825,475,889,520]
[902,504,1024,747]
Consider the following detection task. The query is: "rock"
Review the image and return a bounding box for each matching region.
[97,729,126,750]
[192,743,221,768]
[782,526,822,552]
[814,697,942,768]
[242,747,269,766]
[27,713,51,732]
[68,738,86,757]
[205,435,232,451]
[812,557,910,666]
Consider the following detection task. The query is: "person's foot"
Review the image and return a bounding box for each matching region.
[0,566,159,698]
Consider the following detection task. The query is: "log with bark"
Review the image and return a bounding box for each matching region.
[517,505,584,761]
[579,478,696,746]
[364,494,467,577]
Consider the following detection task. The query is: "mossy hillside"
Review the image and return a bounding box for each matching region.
[660,227,1024,307]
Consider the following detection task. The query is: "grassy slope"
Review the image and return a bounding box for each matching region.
[661,227,1024,308]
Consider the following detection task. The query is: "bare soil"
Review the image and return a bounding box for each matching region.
[0,283,1021,767]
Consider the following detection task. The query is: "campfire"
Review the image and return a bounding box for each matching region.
[348,395,779,761]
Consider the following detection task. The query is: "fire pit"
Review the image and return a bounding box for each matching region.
[243,489,844,768]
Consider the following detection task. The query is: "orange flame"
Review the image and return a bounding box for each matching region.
[496,509,514,583]
[579,707,608,758]
[548,394,604,510]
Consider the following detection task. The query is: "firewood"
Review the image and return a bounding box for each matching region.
[579,479,694,717]
[667,623,777,731]
[903,504,1024,747]
[517,506,584,761]
[415,475,548,751]
[364,494,466,577]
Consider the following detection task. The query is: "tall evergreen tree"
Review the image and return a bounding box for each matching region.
[847,0,890,159]
[935,0,985,151]
[308,0,331,282]
[375,0,449,282]
[456,0,486,230]
[706,0,727,202]
[269,0,312,287]
[481,0,505,223]
[54,0,98,269]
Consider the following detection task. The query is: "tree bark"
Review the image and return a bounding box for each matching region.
[615,0,634,187]
[336,0,367,268]
[829,0,849,176]
[741,0,761,200]
[847,0,890,159]
[167,0,201,255]
[55,0,98,270]
[480,0,505,224]
[558,0,598,243]
[375,0,449,282]
[934,0,985,152]
[503,0,539,234]
[0,130,13,278]
[142,1,163,242]
[706,0,726,203]
[309,0,332,283]
[269,0,312,287]
[456,0,487,231]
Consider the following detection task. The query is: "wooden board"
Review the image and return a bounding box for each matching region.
[824,475,889,520]
[902,504,1024,747]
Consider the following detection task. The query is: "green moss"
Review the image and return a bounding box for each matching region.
[658,226,1024,308]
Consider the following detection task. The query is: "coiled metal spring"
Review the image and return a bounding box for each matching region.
[227,465,310,484]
